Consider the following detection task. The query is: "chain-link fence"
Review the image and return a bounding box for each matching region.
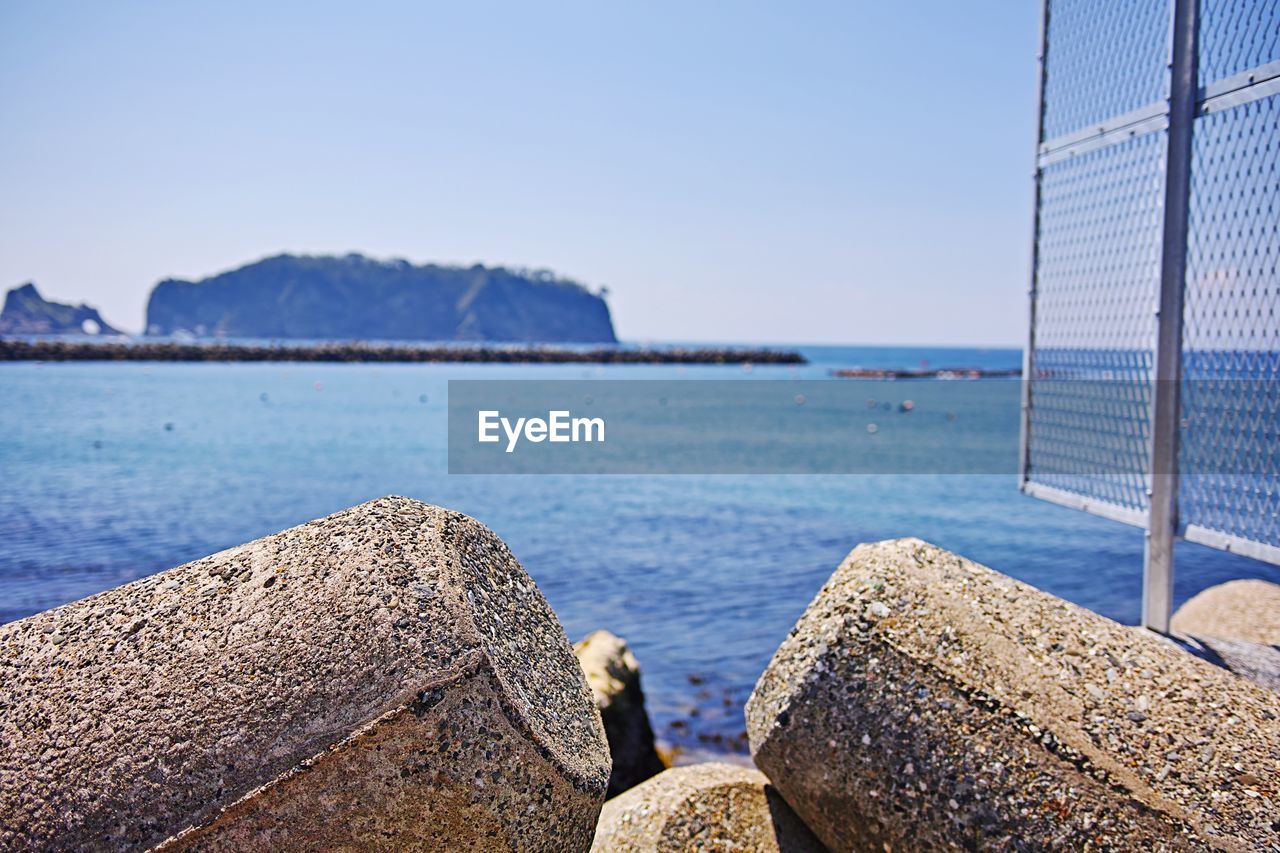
[1021,0,1279,629]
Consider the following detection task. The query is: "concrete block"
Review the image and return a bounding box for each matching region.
[590,763,824,852]
[747,538,1280,851]
[1173,579,1280,645]
[0,497,610,851]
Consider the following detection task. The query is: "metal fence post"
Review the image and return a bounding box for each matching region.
[1144,0,1199,633]
[1020,0,1051,490]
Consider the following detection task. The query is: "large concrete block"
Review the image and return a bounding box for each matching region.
[746,538,1280,851]
[590,763,825,852]
[1173,579,1280,645]
[0,497,610,851]
[1172,580,1280,692]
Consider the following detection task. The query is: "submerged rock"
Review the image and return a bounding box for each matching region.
[574,630,666,797]
[590,763,825,852]
[0,497,610,851]
[746,538,1280,851]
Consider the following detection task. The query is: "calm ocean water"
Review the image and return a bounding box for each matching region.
[1,344,1272,754]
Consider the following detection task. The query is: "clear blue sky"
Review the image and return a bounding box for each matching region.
[0,1,1039,344]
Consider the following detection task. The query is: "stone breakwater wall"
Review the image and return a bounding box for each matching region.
[746,538,1280,851]
[0,497,609,851]
[0,339,806,365]
[4,506,1277,851]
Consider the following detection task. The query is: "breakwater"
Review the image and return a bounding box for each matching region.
[2,500,1276,850]
[0,498,610,851]
[831,366,1021,378]
[0,339,806,365]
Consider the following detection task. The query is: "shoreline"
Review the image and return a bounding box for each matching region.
[0,338,806,365]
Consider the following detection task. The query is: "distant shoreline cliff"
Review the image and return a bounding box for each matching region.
[0,283,122,336]
[145,253,618,343]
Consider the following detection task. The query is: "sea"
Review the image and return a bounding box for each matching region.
[1,344,1273,756]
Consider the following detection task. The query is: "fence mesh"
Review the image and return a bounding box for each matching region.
[1040,0,1170,140]
[1180,92,1280,547]
[1026,0,1280,562]
[1029,133,1165,512]
[1198,0,1280,83]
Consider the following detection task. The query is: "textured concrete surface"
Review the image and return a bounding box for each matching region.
[574,630,666,797]
[1172,579,1280,645]
[590,763,825,852]
[0,497,609,851]
[746,538,1280,852]
[1178,634,1280,693]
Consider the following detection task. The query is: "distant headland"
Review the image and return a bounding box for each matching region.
[146,254,618,343]
[0,283,122,337]
[2,253,619,344]
[0,255,810,363]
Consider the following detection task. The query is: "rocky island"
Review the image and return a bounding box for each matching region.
[145,253,618,343]
[0,283,122,336]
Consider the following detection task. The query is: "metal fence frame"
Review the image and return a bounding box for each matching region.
[1021,0,1280,632]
